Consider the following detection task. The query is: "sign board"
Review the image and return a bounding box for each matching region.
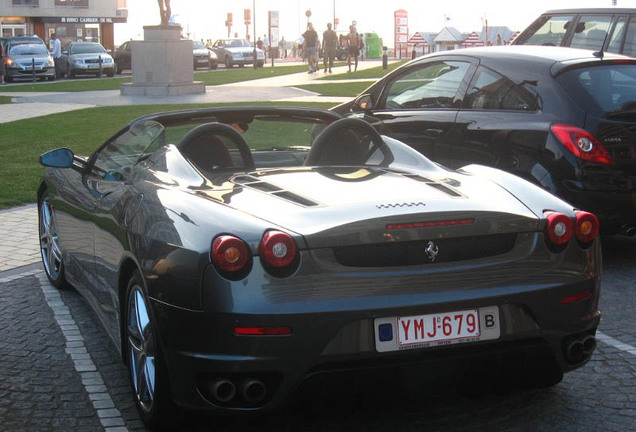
[394,9,408,59]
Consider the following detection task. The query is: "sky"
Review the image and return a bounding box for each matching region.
[114,0,636,45]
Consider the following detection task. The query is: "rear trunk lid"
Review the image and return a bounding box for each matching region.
[205,167,539,249]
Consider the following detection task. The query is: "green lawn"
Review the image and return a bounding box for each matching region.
[295,82,372,97]
[4,64,312,92]
[318,60,408,80]
[0,96,12,104]
[0,101,335,209]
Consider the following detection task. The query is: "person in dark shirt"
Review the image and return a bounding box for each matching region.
[322,23,338,73]
[303,23,319,73]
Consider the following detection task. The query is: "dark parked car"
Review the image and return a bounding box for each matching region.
[333,46,636,235]
[513,8,636,57]
[60,41,115,78]
[210,38,265,68]
[193,40,218,70]
[1,36,55,82]
[114,40,219,73]
[39,106,601,428]
[113,40,131,74]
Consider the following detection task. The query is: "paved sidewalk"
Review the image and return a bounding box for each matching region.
[0,204,40,272]
[0,60,384,124]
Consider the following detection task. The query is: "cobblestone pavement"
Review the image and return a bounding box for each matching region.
[1,236,635,431]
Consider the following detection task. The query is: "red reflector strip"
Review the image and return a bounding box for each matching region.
[386,218,475,230]
[234,326,292,336]
[560,292,592,304]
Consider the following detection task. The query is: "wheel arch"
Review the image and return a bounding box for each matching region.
[118,254,143,363]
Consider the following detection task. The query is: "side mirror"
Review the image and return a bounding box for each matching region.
[40,148,74,168]
[353,94,375,112]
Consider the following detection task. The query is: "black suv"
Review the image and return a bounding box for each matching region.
[1,36,55,82]
[513,8,636,57]
[333,46,636,235]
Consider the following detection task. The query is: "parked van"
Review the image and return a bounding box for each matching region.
[513,8,636,56]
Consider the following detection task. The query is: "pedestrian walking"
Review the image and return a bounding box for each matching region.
[263,34,270,60]
[50,33,62,79]
[346,25,361,73]
[302,23,319,74]
[0,42,6,84]
[322,23,338,73]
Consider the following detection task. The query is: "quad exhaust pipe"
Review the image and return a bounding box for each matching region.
[564,335,596,364]
[208,378,267,404]
[209,379,236,403]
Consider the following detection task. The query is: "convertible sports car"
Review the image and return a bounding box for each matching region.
[38,107,601,428]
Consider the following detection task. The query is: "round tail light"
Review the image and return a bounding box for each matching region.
[544,211,573,246]
[574,211,599,244]
[211,235,250,272]
[259,230,297,268]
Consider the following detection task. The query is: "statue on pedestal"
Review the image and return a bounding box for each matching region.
[157,0,172,26]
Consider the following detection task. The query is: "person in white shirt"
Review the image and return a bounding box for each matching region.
[50,33,62,79]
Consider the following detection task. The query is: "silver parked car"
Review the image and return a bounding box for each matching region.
[210,38,265,68]
[61,41,115,78]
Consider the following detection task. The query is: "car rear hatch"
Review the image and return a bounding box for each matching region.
[555,61,636,183]
[220,167,539,255]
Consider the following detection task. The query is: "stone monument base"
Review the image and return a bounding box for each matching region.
[120,25,205,97]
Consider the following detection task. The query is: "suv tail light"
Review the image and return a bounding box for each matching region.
[574,210,599,244]
[551,124,614,165]
[211,235,250,273]
[544,211,573,246]
[259,230,297,268]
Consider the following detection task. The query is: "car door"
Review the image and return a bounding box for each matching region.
[83,120,165,338]
[351,57,476,164]
[452,65,545,173]
[116,41,131,70]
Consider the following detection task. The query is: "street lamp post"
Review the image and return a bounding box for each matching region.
[253,0,257,69]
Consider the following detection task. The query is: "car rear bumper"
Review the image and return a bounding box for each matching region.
[560,181,636,234]
[149,235,601,412]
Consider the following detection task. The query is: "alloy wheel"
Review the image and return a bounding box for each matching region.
[39,197,62,281]
[127,286,157,413]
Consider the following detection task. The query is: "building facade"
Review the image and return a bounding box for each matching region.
[1,0,127,51]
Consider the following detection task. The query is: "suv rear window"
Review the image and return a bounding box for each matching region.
[556,64,636,115]
[516,15,574,46]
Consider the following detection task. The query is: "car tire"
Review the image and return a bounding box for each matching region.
[238,63,245,68]
[39,191,68,289]
[256,61,264,68]
[124,270,177,428]
[225,57,233,68]
[106,70,115,78]
[69,69,76,79]
[209,61,218,70]
[115,62,122,74]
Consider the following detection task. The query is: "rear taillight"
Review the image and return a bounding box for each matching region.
[259,230,297,268]
[211,235,250,273]
[574,210,599,244]
[551,124,614,165]
[544,211,573,246]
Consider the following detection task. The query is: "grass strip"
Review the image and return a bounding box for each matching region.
[4,64,311,92]
[318,60,408,80]
[0,96,12,104]
[294,82,372,97]
[0,101,335,208]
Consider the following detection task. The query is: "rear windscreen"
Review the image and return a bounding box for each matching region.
[556,64,636,115]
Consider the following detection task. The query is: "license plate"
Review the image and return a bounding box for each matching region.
[374,306,500,352]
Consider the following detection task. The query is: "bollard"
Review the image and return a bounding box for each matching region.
[32,57,36,82]
[412,48,416,60]
[382,46,388,69]
[98,55,103,78]
[271,55,274,67]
